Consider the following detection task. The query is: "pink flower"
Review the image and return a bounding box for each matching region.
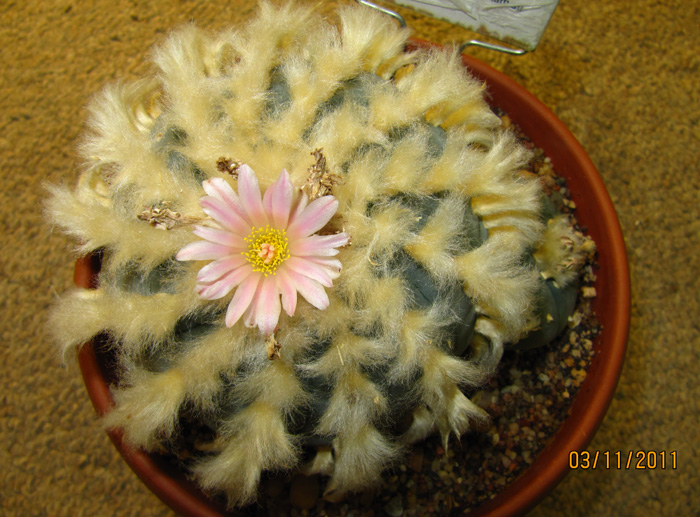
[176,164,349,336]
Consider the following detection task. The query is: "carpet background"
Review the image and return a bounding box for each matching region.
[2,0,698,515]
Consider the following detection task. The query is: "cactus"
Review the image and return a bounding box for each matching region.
[46,1,594,506]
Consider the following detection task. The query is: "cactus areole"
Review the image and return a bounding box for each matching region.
[49,2,629,514]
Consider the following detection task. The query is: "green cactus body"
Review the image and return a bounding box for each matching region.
[47,2,594,506]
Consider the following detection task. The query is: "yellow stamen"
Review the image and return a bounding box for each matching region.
[243,226,290,276]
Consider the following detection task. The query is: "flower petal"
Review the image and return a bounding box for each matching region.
[289,233,350,257]
[288,192,308,226]
[224,273,261,327]
[196,254,247,283]
[276,268,298,317]
[290,272,330,310]
[284,257,334,287]
[287,195,338,239]
[262,169,294,229]
[237,164,268,227]
[202,178,249,223]
[255,276,281,335]
[200,196,251,236]
[176,241,231,261]
[197,264,253,300]
[244,295,258,328]
[193,225,246,249]
[306,257,343,280]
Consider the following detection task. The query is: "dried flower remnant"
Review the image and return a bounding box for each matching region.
[302,149,343,201]
[265,332,282,360]
[176,164,350,336]
[216,157,242,177]
[137,201,201,230]
[559,232,595,272]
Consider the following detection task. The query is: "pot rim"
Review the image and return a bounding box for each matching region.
[74,47,630,517]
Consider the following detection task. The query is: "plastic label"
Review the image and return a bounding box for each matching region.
[388,0,559,51]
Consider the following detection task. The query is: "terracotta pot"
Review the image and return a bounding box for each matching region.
[73,50,630,516]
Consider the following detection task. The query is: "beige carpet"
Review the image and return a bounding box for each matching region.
[2,0,698,514]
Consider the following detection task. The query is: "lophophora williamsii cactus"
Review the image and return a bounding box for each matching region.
[47,1,594,506]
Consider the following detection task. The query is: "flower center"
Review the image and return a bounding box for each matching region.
[243,226,290,276]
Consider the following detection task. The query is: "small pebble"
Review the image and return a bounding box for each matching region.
[407,449,424,473]
[384,495,403,517]
[264,476,285,498]
[289,475,319,510]
[360,487,377,506]
[582,286,597,298]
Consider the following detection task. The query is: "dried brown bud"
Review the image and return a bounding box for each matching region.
[216,157,242,177]
[265,332,282,360]
[302,148,343,201]
[137,201,200,230]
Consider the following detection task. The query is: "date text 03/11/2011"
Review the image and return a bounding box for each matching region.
[569,450,677,470]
